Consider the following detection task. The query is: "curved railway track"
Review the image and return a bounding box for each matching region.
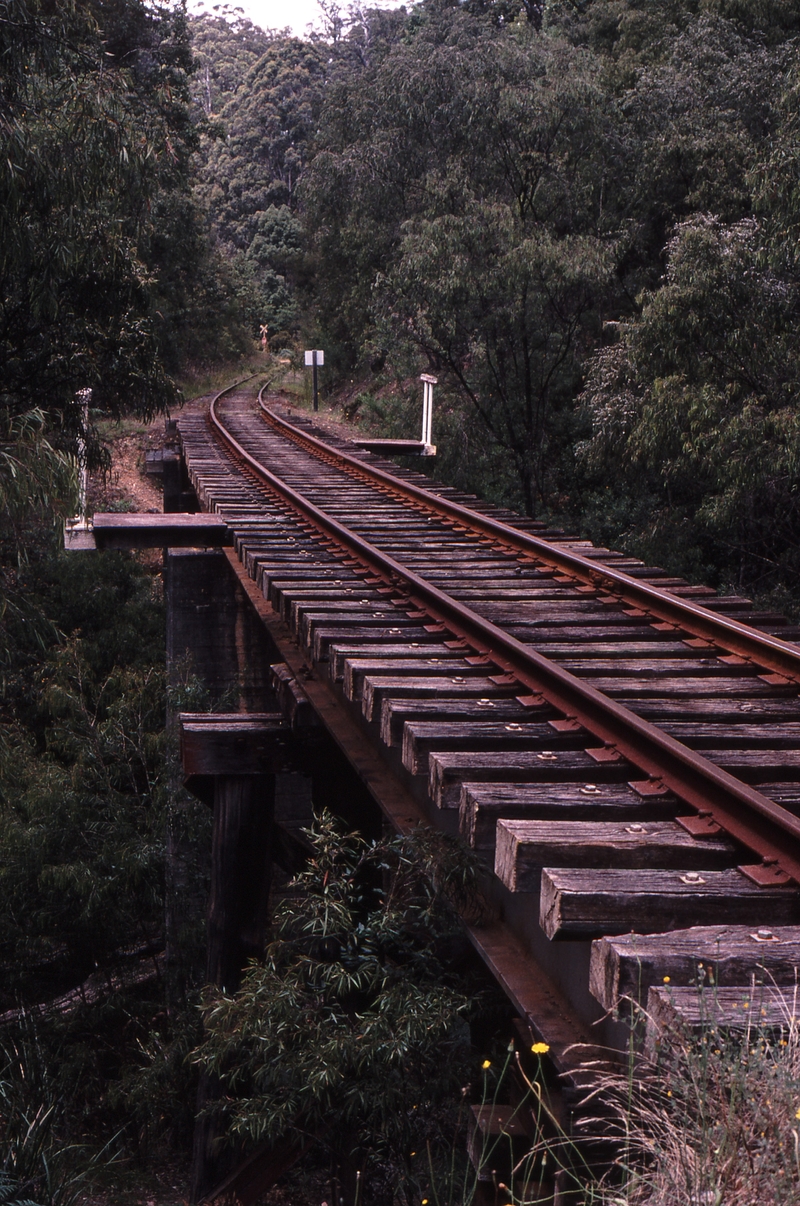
[176,381,800,1062]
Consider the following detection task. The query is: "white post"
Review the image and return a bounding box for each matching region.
[76,388,91,527]
[420,374,437,450]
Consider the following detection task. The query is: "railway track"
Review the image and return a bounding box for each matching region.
[176,381,800,1076]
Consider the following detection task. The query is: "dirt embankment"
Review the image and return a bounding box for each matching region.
[86,422,165,515]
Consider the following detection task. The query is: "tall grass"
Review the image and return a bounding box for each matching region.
[433,980,800,1206]
[588,979,800,1206]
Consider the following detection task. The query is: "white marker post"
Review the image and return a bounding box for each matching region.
[304,349,324,411]
[64,388,94,548]
[420,374,437,454]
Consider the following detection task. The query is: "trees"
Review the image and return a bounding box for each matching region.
[188,9,273,120]
[305,13,624,512]
[194,815,486,1203]
[578,118,800,595]
[191,22,326,340]
[0,0,192,445]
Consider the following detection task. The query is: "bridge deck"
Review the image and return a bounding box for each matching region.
[174,386,800,1068]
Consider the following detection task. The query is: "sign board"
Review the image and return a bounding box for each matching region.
[304,350,324,366]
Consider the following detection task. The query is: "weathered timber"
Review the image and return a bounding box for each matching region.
[555,657,754,678]
[759,783,800,809]
[340,654,477,699]
[402,720,588,776]
[629,697,800,722]
[361,674,522,722]
[429,750,636,810]
[179,713,290,776]
[166,548,281,1011]
[495,820,737,892]
[646,982,800,1040]
[272,587,386,624]
[351,437,435,455]
[0,951,165,1027]
[144,447,174,476]
[91,512,231,549]
[269,663,320,730]
[192,770,276,1205]
[590,925,800,1012]
[167,550,279,713]
[659,722,800,748]
[581,676,796,698]
[381,696,547,746]
[300,607,408,646]
[311,623,438,660]
[460,783,679,853]
[328,641,463,682]
[207,774,274,991]
[695,749,800,781]
[541,867,800,940]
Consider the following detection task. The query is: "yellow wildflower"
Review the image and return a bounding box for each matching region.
[531,1042,550,1055]
[482,1059,491,1069]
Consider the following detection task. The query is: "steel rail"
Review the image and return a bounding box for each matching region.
[257,396,800,688]
[206,389,800,885]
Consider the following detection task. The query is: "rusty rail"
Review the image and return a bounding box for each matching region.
[205,387,800,885]
[258,394,800,687]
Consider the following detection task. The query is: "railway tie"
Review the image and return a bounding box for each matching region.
[174,381,800,1146]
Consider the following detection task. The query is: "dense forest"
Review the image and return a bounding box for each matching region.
[183,0,800,606]
[2,0,800,1202]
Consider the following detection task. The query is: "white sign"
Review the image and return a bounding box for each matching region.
[304,349,324,366]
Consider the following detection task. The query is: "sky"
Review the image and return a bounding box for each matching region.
[188,0,408,38]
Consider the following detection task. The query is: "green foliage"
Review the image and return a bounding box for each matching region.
[1,0,181,440]
[298,1,797,534]
[188,9,274,120]
[191,22,325,338]
[194,814,489,1198]
[198,35,325,229]
[0,412,76,535]
[0,642,167,1006]
[306,13,623,513]
[0,1027,115,1206]
[0,1173,40,1206]
[1,0,249,470]
[578,200,800,595]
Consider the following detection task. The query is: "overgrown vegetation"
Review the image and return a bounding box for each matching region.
[589,984,800,1205]
[185,0,800,606]
[193,814,498,1205]
[5,0,800,1201]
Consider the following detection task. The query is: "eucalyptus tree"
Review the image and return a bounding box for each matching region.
[192,32,326,337]
[0,0,199,447]
[188,9,273,120]
[578,62,800,599]
[306,12,626,513]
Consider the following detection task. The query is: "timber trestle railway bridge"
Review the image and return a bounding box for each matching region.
[75,381,800,1203]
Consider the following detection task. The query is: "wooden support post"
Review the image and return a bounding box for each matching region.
[179,711,323,1203]
[190,759,276,1204]
[207,772,275,991]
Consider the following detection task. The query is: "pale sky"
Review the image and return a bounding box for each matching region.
[189,0,408,38]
